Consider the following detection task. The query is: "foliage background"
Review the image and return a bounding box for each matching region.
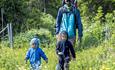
[0,0,115,70]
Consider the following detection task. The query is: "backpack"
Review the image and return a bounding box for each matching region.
[59,6,77,38]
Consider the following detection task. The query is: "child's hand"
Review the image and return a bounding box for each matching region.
[25,60,27,64]
[58,52,63,55]
[24,59,27,64]
[45,59,48,63]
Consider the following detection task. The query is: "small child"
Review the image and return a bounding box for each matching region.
[56,31,76,70]
[25,36,48,70]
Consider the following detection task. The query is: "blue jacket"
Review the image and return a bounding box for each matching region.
[56,5,83,38]
[25,38,48,65]
[25,47,48,64]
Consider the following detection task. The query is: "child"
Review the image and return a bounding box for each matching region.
[25,36,48,70]
[56,31,76,70]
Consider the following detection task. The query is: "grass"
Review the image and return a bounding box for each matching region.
[0,41,115,70]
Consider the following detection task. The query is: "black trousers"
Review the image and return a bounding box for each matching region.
[58,56,70,70]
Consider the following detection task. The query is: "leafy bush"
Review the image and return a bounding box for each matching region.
[14,28,55,48]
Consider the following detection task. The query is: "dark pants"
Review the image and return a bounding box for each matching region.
[56,56,70,70]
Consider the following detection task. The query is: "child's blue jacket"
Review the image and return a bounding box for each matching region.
[25,47,48,64]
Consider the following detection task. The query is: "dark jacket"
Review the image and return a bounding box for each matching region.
[56,40,76,60]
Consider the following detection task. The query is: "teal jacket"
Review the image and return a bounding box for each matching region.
[56,4,83,38]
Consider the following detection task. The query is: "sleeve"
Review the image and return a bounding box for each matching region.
[75,9,83,37]
[40,49,48,61]
[25,49,30,60]
[56,7,63,35]
[68,41,76,58]
[56,42,60,55]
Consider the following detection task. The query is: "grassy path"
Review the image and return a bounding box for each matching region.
[0,44,115,70]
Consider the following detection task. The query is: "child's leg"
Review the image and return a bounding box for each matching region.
[30,62,41,70]
[64,62,69,70]
[30,64,36,70]
[64,59,69,70]
[56,63,61,70]
[35,62,41,70]
[58,56,64,70]
[35,64,40,70]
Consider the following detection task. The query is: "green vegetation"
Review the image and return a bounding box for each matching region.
[0,39,115,70]
[0,0,115,70]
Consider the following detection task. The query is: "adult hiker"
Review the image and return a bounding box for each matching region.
[56,0,83,47]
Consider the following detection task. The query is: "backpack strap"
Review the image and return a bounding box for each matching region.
[60,5,78,31]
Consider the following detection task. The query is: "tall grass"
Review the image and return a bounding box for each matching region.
[0,41,115,70]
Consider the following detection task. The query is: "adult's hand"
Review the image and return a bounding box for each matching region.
[78,37,82,47]
[78,37,82,43]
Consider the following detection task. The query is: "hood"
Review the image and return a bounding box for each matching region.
[30,38,39,48]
